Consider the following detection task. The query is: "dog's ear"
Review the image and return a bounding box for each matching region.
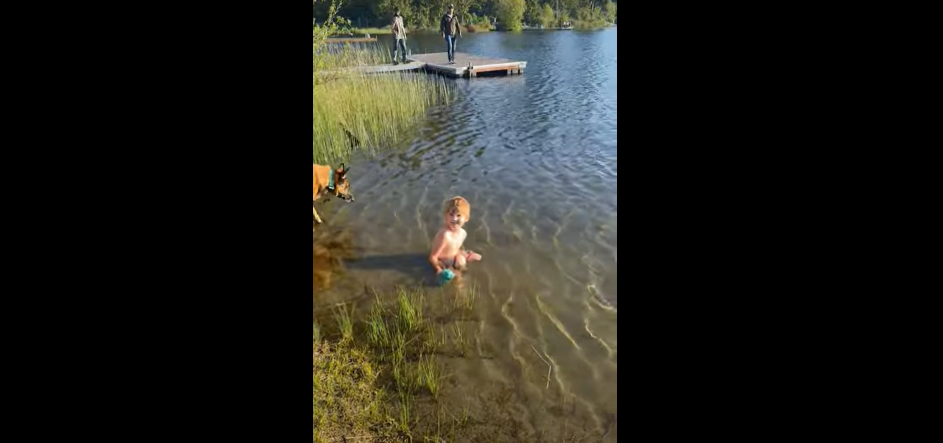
[338,163,346,172]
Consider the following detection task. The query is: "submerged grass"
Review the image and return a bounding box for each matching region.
[315,286,464,442]
[417,352,441,398]
[450,323,467,357]
[367,297,390,348]
[452,279,480,313]
[397,285,423,334]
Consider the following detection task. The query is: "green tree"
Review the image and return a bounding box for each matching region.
[558,12,570,27]
[523,0,539,27]
[561,0,579,18]
[313,0,348,80]
[538,3,555,28]
[495,0,525,31]
[603,1,616,23]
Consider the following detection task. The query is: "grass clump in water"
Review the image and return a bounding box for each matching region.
[366,297,390,348]
[417,352,442,398]
[333,304,354,342]
[313,70,453,165]
[396,285,423,334]
[451,279,480,314]
[315,41,388,69]
[450,323,467,357]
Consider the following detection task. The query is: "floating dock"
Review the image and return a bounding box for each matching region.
[324,37,378,43]
[409,52,526,78]
[317,52,526,79]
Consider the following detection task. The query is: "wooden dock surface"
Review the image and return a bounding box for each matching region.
[409,52,526,78]
[316,52,526,79]
[324,37,378,43]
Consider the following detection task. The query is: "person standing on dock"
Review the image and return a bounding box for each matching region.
[391,8,408,65]
[440,4,462,64]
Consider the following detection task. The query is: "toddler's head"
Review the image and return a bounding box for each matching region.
[443,196,470,230]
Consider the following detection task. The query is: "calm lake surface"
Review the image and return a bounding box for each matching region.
[315,28,617,441]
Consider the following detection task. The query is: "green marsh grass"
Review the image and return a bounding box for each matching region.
[450,323,467,357]
[397,390,412,435]
[313,70,453,165]
[451,279,480,314]
[333,305,353,342]
[315,41,388,69]
[366,299,391,348]
[417,352,441,398]
[314,284,500,440]
[396,285,424,334]
[313,44,453,166]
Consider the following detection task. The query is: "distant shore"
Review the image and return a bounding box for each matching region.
[327,22,613,38]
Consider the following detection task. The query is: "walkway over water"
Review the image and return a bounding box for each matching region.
[409,52,527,78]
[319,52,527,78]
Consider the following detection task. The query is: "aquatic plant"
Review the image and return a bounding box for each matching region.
[313,68,453,166]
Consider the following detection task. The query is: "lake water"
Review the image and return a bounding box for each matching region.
[315,27,617,441]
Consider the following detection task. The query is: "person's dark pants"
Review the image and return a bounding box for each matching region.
[445,35,456,62]
[392,38,407,63]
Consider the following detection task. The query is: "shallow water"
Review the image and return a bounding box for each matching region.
[315,28,617,441]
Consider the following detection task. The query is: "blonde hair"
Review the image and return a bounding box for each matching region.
[443,196,470,220]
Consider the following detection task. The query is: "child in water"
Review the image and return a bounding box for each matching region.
[429,196,482,284]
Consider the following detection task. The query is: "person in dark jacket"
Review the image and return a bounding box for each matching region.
[439,4,462,64]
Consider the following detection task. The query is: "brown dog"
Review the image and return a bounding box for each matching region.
[313,163,354,224]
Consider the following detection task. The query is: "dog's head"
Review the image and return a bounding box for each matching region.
[332,163,354,202]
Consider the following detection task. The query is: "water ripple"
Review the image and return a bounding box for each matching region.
[318,28,618,438]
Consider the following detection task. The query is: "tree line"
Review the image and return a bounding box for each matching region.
[313,0,616,32]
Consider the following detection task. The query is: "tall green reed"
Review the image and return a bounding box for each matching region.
[313,40,453,166]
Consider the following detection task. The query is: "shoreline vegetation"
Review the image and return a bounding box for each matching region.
[331,20,614,37]
[313,285,482,442]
